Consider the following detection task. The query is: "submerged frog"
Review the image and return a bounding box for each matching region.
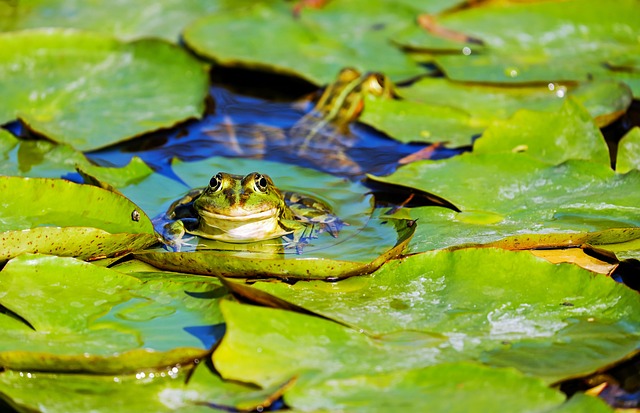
[162,172,343,252]
[290,68,393,174]
[206,68,394,176]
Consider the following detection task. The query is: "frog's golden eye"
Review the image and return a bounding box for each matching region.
[209,173,223,191]
[254,174,269,193]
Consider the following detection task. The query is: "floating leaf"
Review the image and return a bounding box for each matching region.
[368,154,640,253]
[474,98,610,165]
[360,79,630,146]
[0,361,288,413]
[93,156,413,280]
[397,0,640,92]
[0,0,249,42]
[0,176,157,261]
[0,29,208,151]
[227,249,640,383]
[617,127,640,174]
[0,254,225,373]
[183,2,424,85]
[286,363,566,413]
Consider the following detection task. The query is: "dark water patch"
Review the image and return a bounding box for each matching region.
[87,86,459,182]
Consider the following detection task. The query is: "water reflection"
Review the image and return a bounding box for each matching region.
[87,85,462,181]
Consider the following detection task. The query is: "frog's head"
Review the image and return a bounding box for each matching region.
[193,172,291,242]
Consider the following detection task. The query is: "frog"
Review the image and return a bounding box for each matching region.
[161,172,343,253]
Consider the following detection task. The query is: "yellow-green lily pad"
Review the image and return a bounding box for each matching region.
[360,78,630,146]
[394,0,640,96]
[0,0,247,42]
[0,29,208,151]
[215,249,640,385]
[368,153,640,254]
[617,127,640,174]
[0,360,287,413]
[0,254,225,373]
[183,2,425,85]
[129,157,414,280]
[0,176,157,261]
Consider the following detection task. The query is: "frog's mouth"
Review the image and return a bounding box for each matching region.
[197,207,278,221]
[196,207,290,242]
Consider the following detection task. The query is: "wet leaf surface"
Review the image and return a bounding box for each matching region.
[361,80,631,146]
[0,176,157,261]
[0,361,287,413]
[183,1,425,85]
[238,248,640,383]
[617,127,640,173]
[0,254,225,373]
[0,29,208,151]
[368,154,640,254]
[394,0,640,95]
[0,0,245,42]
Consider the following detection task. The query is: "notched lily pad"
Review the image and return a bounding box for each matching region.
[368,154,640,254]
[136,215,415,280]
[0,29,209,151]
[217,249,640,385]
[183,2,424,85]
[0,176,157,262]
[0,254,225,373]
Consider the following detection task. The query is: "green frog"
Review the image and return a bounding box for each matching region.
[162,172,342,252]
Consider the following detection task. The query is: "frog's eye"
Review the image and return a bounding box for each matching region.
[254,174,269,193]
[209,174,223,191]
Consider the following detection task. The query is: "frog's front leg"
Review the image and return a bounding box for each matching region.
[162,218,197,252]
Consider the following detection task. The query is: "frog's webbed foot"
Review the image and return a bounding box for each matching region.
[161,219,196,252]
[164,235,195,252]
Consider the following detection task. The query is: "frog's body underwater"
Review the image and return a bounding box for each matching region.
[209,68,393,176]
[162,172,343,253]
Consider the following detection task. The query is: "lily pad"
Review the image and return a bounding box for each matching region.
[0,0,252,42]
[474,98,610,165]
[0,254,225,373]
[0,176,157,262]
[217,249,640,384]
[183,2,424,85]
[286,363,567,413]
[397,78,632,128]
[0,29,208,151]
[131,157,414,280]
[360,79,629,147]
[368,154,640,253]
[0,360,288,413]
[617,127,640,174]
[400,0,640,93]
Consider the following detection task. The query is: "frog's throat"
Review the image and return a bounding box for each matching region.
[197,208,292,242]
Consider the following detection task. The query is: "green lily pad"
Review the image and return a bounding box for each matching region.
[397,78,632,128]
[183,2,424,85]
[217,249,640,385]
[474,98,610,165]
[0,176,157,261]
[368,154,640,253]
[0,29,208,151]
[0,360,288,413]
[286,363,566,413]
[130,157,414,280]
[409,0,640,93]
[0,0,252,42]
[617,127,640,174]
[360,78,630,147]
[0,254,225,373]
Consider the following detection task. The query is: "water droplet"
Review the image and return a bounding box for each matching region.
[555,86,567,98]
[547,83,556,91]
[504,67,519,78]
[462,46,471,56]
